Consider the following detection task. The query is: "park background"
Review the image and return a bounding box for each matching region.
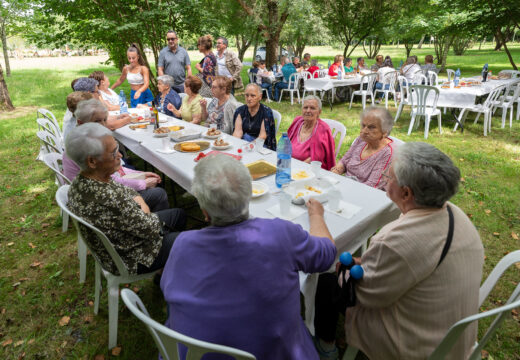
[1,1,519,359]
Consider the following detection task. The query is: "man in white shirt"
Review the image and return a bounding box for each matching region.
[216,36,243,94]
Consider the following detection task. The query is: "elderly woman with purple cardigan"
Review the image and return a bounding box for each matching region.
[331,107,395,190]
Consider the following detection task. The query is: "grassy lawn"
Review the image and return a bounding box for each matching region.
[1,44,519,359]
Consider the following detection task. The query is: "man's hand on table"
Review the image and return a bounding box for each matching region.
[307,198,334,243]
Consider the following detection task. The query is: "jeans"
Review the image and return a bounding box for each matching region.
[139,187,170,212]
[261,82,273,99]
[375,82,390,98]
[274,81,289,101]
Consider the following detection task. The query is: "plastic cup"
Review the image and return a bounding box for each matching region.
[161,137,170,151]
[255,138,265,152]
[209,123,217,130]
[279,192,291,214]
[147,124,155,133]
[310,161,322,178]
[328,188,341,212]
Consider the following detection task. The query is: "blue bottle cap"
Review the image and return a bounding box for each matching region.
[339,252,353,266]
[350,265,364,280]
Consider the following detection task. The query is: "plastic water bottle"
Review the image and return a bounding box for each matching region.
[328,60,331,68]
[482,63,489,82]
[119,90,128,114]
[454,68,460,87]
[275,133,292,188]
[337,66,342,80]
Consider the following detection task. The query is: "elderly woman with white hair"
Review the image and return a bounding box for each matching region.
[345,142,484,359]
[287,95,336,170]
[153,74,181,118]
[161,154,337,360]
[62,99,169,212]
[66,123,186,276]
[331,106,395,190]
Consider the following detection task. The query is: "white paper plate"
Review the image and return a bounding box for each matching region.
[212,144,232,150]
[153,132,170,138]
[251,181,269,198]
[203,133,222,139]
[291,169,315,182]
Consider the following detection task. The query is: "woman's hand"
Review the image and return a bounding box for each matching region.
[167,103,174,112]
[306,198,325,217]
[199,98,207,109]
[133,90,142,100]
[196,63,203,72]
[133,195,150,213]
[331,163,346,174]
[145,177,159,188]
[304,157,312,164]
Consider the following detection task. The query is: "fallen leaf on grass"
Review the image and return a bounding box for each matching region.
[481,350,489,358]
[83,314,93,323]
[41,223,50,228]
[460,177,465,182]
[2,338,13,347]
[94,355,105,360]
[111,346,122,356]
[61,341,67,348]
[18,352,25,359]
[484,209,491,214]
[88,301,94,307]
[7,242,14,246]
[512,232,519,240]
[58,316,70,326]
[12,282,21,288]
[493,232,500,237]
[28,243,36,249]
[27,339,34,345]
[30,261,42,268]
[19,278,29,282]
[478,201,484,206]
[14,340,24,347]
[1,308,6,314]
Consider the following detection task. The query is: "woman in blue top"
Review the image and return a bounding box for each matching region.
[111,44,154,108]
[154,75,181,118]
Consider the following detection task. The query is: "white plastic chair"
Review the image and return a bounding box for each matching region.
[446,69,455,82]
[55,185,159,349]
[37,130,64,155]
[321,118,346,159]
[278,72,301,105]
[498,70,520,78]
[388,135,405,147]
[272,109,282,135]
[343,250,520,360]
[407,85,442,139]
[413,72,427,85]
[42,153,71,232]
[178,93,187,100]
[374,70,399,108]
[37,108,61,136]
[301,71,325,99]
[120,289,257,360]
[491,81,520,128]
[395,76,412,122]
[37,117,64,159]
[317,69,328,78]
[427,71,439,86]
[349,73,377,109]
[454,85,504,136]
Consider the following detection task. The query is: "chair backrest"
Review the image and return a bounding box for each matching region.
[398,75,412,105]
[499,70,520,78]
[382,71,399,91]
[301,71,312,81]
[272,109,282,135]
[446,69,455,82]
[42,152,71,186]
[287,72,300,88]
[483,85,505,109]
[318,69,328,78]
[388,135,405,147]
[37,117,63,142]
[178,93,187,100]
[37,108,60,131]
[409,85,439,114]
[247,69,257,84]
[37,130,63,154]
[413,72,427,85]
[479,250,520,306]
[321,118,346,159]
[55,185,131,277]
[361,73,378,92]
[120,289,257,360]
[427,71,438,86]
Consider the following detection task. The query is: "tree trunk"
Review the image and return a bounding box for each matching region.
[435,34,454,73]
[496,28,518,70]
[417,35,425,49]
[252,41,258,62]
[265,37,278,68]
[0,62,14,111]
[235,34,251,62]
[0,18,11,77]
[494,34,503,51]
[404,41,414,58]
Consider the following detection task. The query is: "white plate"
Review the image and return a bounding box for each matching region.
[153,132,170,138]
[291,169,315,182]
[212,144,232,150]
[251,181,269,198]
[283,178,332,203]
[203,133,222,139]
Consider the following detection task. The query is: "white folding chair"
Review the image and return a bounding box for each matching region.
[55,186,159,349]
[349,73,377,109]
[407,85,442,139]
[247,69,255,84]
[454,85,504,136]
[344,250,520,360]
[498,70,520,78]
[446,69,455,82]
[272,109,282,135]
[278,73,301,105]
[491,80,520,128]
[37,130,64,155]
[302,71,329,100]
[317,69,328,78]
[37,117,64,159]
[42,153,71,232]
[413,72,427,85]
[395,76,412,122]
[427,71,439,86]
[37,108,61,135]
[374,70,399,108]
[120,289,257,360]
[321,118,346,159]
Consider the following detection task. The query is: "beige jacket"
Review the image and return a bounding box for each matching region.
[345,202,484,360]
[222,50,243,89]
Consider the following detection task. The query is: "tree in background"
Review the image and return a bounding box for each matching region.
[0,62,14,111]
[0,0,31,77]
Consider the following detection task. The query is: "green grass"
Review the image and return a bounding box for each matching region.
[1,44,520,359]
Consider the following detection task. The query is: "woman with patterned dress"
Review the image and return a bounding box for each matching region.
[196,35,217,98]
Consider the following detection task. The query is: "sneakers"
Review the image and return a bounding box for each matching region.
[312,336,339,360]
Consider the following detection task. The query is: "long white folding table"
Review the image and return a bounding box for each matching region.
[113,112,400,334]
[304,74,364,108]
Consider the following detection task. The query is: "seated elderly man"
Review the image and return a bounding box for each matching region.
[66,123,186,275]
[345,142,484,359]
[161,154,337,360]
[63,99,169,212]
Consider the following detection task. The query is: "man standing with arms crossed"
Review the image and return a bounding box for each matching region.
[158,30,192,94]
[215,36,243,95]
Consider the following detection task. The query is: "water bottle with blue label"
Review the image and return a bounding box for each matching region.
[119,90,128,114]
[454,69,460,87]
[328,60,331,68]
[275,133,292,188]
[337,66,342,80]
[482,63,489,82]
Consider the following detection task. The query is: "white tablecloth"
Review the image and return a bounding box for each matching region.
[113,113,400,333]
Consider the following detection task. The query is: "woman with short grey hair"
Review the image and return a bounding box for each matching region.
[65,122,112,171]
[331,106,395,190]
[75,98,108,126]
[160,153,337,359]
[345,142,483,359]
[154,74,182,118]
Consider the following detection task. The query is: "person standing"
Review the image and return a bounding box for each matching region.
[158,30,192,94]
[215,36,243,95]
[302,53,311,69]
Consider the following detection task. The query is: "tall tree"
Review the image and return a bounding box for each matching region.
[0,62,14,111]
[0,0,31,77]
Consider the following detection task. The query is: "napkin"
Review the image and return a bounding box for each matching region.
[324,200,361,220]
[266,203,307,221]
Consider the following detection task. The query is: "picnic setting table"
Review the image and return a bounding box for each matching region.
[111,110,400,334]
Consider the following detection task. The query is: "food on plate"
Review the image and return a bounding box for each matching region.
[295,192,305,199]
[490,75,499,80]
[252,189,264,195]
[129,124,148,130]
[292,170,309,180]
[130,113,139,118]
[168,126,183,131]
[207,128,221,136]
[214,138,229,147]
[180,142,201,152]
[154,127,171,134]
[305,185,322,194]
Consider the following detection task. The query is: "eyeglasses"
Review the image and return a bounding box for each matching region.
[167,37,177,41]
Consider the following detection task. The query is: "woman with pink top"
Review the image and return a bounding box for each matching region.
[62,99,169,212]
[287,96,336,170]
[331,106,395,190]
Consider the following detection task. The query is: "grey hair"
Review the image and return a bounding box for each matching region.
[74,99,107,124]
[217,36,228,46]
[157,75,175,88]
[360,106,393,135]
[245,83,262,95]
[65,122,112,171]
[304,53,311,59]
[392,142,460,208]
[167,30,177,37]
[311,59,318,66]
[302,95,322,110]
[191,154,252,226]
